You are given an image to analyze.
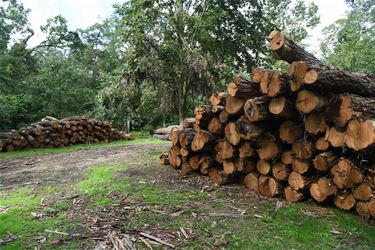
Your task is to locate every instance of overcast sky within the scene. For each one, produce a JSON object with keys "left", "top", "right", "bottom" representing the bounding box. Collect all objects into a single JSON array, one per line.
[{"left": 18, "top": 0, "right": 349, "bottom": 52}]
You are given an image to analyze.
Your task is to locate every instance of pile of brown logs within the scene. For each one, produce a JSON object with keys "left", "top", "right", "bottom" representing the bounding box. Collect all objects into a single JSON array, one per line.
[
  {"left": 153, "top": 125, "right": 180, "bottom": 140},
  {"left": 161, "top": 31, "right": 375, "bottom": 218},
  {"left": 0, "top": 116, "right": 133, "bottom": 152}
]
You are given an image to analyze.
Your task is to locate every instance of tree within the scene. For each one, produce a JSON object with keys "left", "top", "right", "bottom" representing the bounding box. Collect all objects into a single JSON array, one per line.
[
  {"left": 115, "top": 0, "right": 320, "bottom": 125},
  {"left": 320, "top": 0, "right": 375, "bottom": 74}
]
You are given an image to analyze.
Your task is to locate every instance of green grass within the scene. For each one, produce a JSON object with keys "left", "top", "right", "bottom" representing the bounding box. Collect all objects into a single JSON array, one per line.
[
  {"left": 0, "top": 130, "right": 167, "bottom": 160},
  {"left": 1, "top": 150, "right": 374, "bottom": 249}
]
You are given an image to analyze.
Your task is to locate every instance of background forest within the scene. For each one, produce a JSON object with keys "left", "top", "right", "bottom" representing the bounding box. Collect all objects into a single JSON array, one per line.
[{"left": 0, "top": 0, "right": 374, "bottom": 132}]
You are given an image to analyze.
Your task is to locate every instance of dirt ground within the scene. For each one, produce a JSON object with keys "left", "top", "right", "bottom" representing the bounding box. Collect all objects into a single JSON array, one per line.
[{"left": 0, "top": 144, "right": 170, "bottom": 190}]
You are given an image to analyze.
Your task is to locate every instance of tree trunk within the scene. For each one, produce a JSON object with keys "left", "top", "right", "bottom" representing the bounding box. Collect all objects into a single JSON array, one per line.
[{"left": 304, "top": 69, "right": 375, "bottom": 97}]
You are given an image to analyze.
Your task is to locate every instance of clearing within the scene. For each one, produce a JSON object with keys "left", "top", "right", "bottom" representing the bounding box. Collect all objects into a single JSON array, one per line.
[{"left": 0, "top": 138, "right": 374, "bottom": 249}]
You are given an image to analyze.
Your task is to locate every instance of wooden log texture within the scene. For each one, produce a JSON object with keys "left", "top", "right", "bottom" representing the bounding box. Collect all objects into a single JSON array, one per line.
[{"left": 304, "top": 69, "right": 375, "bottom": 97}]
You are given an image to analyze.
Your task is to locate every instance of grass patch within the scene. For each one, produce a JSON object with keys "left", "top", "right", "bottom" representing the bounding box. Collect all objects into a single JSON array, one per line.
[
  {"left": 1, "top": 149, "right": 374, "bottom": 249},
  {"left": 0, "top": 130, "right": 168, "bottom": 160},
  {"left": 0, "top": 188, "right": 69, "bottom": 249}
]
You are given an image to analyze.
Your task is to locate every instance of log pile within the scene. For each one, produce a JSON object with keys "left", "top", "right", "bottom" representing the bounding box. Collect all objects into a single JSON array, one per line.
[
  {"left": 152, "top": 125, "right": 180, "bottom": 140},
  {"left": 0, "top": 116, "right": 133, "bottom": 152},
  {"left": 161, "top": 31, "right": 375, "bottom": 218}
]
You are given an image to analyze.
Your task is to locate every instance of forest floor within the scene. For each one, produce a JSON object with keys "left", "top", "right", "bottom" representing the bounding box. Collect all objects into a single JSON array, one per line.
[{"left": 1, "top": 136, "right": 375, "bottom": 249}]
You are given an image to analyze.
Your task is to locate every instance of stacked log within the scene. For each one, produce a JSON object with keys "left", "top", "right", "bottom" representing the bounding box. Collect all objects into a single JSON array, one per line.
[
  {"left": 152, "top": 125, "right": 180, "bottom": 140},
  {"left": 161, "top": 31, "right": 375, "bottom": 218},
  {"left": 0, "top": 116, "right": 133, "bottom": 152}
]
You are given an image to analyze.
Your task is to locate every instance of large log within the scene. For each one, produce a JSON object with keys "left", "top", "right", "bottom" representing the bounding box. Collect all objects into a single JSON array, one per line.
[
  {"left": 244, "top": 96, "right": 272, "bottom": 122},
  {"left": 304, "top": 69, "right": 375, "bottom": 97},
  {"left": 296, "top": 90, "right": 329, "bottom": 114},
  {"left": 259, "top": 70, "right": 290, "bottom": 97},
  {"left": 235, "top": 116, "right": 263, "bottom": 140},
  {"left": 344, "top": 118, "right": 375, "bottom": 150},
  {"left": 326, "top": 94, "right": 375, "bottom": 127},
  {"left": 227, "top": 76, "right": 260, "bottom": 98},
  {"left": 226, "top": 95, "right": 245, "bottom": 116},
  {"left": 268, "top": 31, "right": 326, "bottom": 67},
  {"left": 268, "top": 96, "right": 299, "bottom": 119}
]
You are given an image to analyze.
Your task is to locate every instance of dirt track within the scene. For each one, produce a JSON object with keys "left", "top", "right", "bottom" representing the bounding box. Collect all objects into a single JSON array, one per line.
[{"left": 0, "top": 144, "right": 169, "bottom": 190}]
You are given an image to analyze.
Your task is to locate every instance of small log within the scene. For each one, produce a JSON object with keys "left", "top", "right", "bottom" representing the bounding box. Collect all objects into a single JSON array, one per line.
[
  {"left": 191, "top": 130, "right": 215, "bottom": 151},
  {"left": 244, "top": 96, "right": 272, "bottom": 122},
  {"left": 296, "top": 90, "right": 329, "bottom": 114},
  {"left": 272, "top": 162, "right": 291, "bottom": 181},
  {"left": 258, "top": 175, "right": 281, "bottom": 197},
  {"left": 292, "top": 158, "right": 310, "bottom": 174},
  {"left": 181, "top": 162, "right": 193, "bottom": 176},
  {"left": 214, "top": 139, "right": 236, "bottom": 160},
  {"left": 171, "top": 129, "right": 181, "bottom": 146},
  {"left": 227, "top": 76, "right": 260, "bottom": 98},
  {"left": 356, "top": 201, "right": 370, "bottom": 217},
  {"left": 288, "top": 171, "right": 312, "bottom": 191},
  {"left": 223, "top": 159, "right": 236, "bottom": 175},
  {"left": 153, "top": 134, "right": 170, "bottom": 140},
  {"left": 344, "top": 118, "right": 375, "bottom": 151},
  {"left": 281, "top": 150, "right": 293, "bottom": 165},
  {"left": 268, "top": 96, "right": 299, "bottom": 119},
  {"left": 179, "top": 129, "right": 195, "bottom": 148},
  {"left": 292, "top": 139, "right": 316, "bottom": 160},
  {"left": 287, "top": 61, "right": 309, "bottom": 92},
  {"left": 305, "top": 112, "right": 327, "bottom": 135},
  {"left": 235, "top": 158, "right": 256, "bottom": 173},
  {"left": 325, "top": 126, "right": 346, "bottom": 148},
  {"left": 199, "top": 156, "right": 213, "bottom": 175},
  {"left": 226, "top": 95, "right": 245, "bottom": 116},
  {"left": 256, "top": 133, "right": 282, "bottom": 160},
  {"left": 219, "top": 110, "right": 229, "bottom": 124},
  {"left": 183, "top": 118, "right": 196, "bottom": 129},
  {"left": 154, "top": 126, "right": 179, "bottom": 134},
  {"left": 212, "top": 105, "right": 224, "bottom": 113},
  {"left": 257, "top": 159, "right": 271, "bottom": 175},
  {"left": 180, "top": 147, "right": 190, "bottom": 157},
  {"left": 310, "top": 177, "right": 337, "bottom": 202},
  {"left": 285, "top": 186, "right": 304, "bottom": 202},
  {"left": 353, "top": 183, "right": 373, "bottom": 201},
  {"left": 331, "top": 158, "right": 363, "bottom": 189},
  {"left": 252, "top": 68, "right": 265, "bottom": 83},
  {"left": 209, "top": 92, "right": 228, "bottom": 107},
  {"left": 208, "top": 117, "right": 224, "bottom": 135},
  {"left": 189, "top": 156, "right": 201, "bottom": 170},
  {"left": 235, "top": 116, "right": 263, "bottom": 140},
  {"left": 315, "top": 138, "right": 330, "bottom": 151},
  {"left": 208, "top": 168, "right": 232, "bottom": 185},
  {"left": 238, "top": 141, "right": 255, "bottom": 158},
  {"left": 260, "top": 70, "right": 290, "bottom": 97},
  {"left": 279, "top": 120, "right": 303, "bottom": 144},
  {"left": 224, "top": 122, "right": 241, "bottom": 145},
  {"left": 159, "top": 153, "right": 170, "bottom": 165},
  {"left": 313, "top": 151, "right": 338, "bottom": 172},
  {"left": 171, "top": 144, "right": 181, "bottom": 156},
  {"left": 244, "top": 172, "right": 260, "bottom": 192},
  {"left": 334, "top": 192, "right": 356, "bottom": 210},
  {"left": 168, "top": 151, "right": 181, "bottom": 168}
]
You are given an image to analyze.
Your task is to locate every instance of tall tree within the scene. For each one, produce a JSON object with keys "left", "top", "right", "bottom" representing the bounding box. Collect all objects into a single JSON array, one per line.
[
  {"left": 320, "top": 0, "right": 375, "bottom": 74},
  {"left": 115, "top": 0, "right": 319, "bottom": 125}
]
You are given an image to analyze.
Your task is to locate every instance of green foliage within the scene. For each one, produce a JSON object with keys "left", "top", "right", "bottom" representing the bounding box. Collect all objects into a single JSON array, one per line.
[
  {"left": 0, "top": 0, "right": 319, "bottom": 131},
  {"left": 321, "top": 0, "right": 375, "bottom": 74}
]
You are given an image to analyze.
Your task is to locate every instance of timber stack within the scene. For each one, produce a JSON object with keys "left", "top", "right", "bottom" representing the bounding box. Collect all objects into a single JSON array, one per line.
[
  {"left": 161, "top": 31, "right": 375, "bottom": 218},
  {"left": 0, "top": 116, "right": 133, "bottom": 152},
  {"left": 153, "top": 125, "right": 180, "bottom": 140}
]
